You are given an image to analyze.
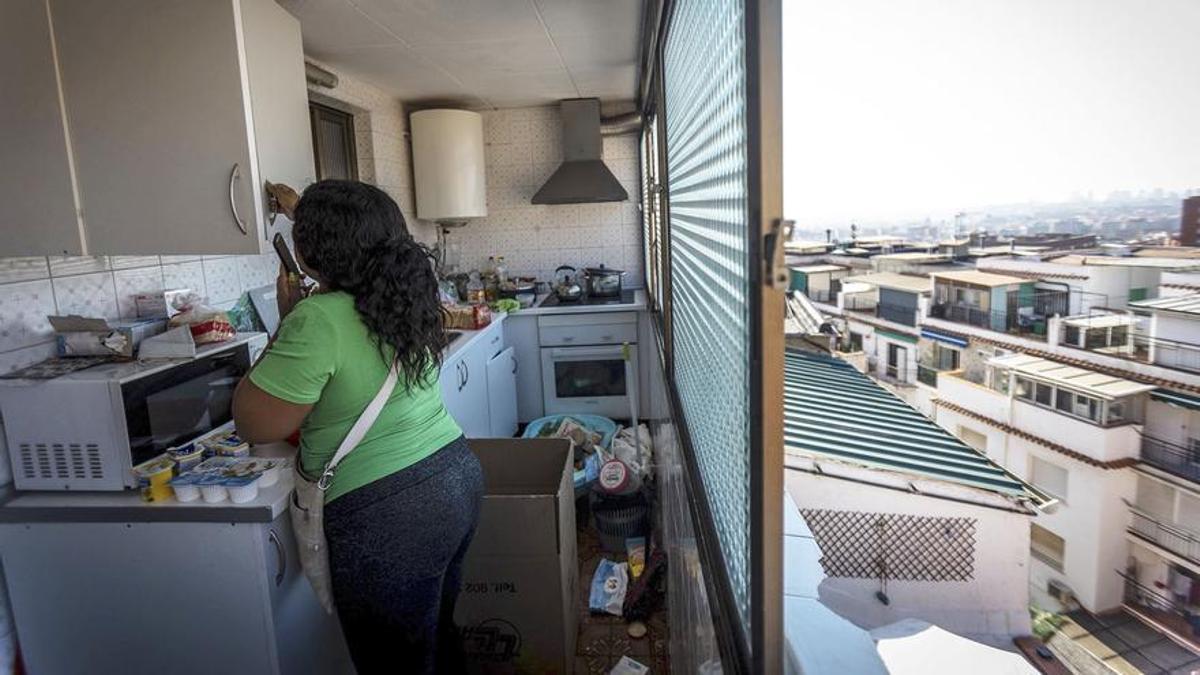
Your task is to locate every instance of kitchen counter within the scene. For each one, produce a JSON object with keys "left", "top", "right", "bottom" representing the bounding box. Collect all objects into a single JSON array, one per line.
[
  {"left": 444, "top": 311, "right": 506, "bottom": 362},
  {"left": 0, "top": 441, "right": 296, "bottom": 524},
  {"left": 511, "top": 288, "right": 648, "bottom": 316}
]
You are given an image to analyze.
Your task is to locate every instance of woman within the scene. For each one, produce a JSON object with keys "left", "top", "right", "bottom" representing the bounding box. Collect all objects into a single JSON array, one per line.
[{"left": 233, "top": 180, "right": 482, "bottom": 674}]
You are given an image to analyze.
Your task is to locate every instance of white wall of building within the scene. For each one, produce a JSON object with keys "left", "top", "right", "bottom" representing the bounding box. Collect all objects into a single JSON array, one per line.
[
  {"left": 785, "top": 469, "right": 1033, "bottom": 643},
  {"left": 932, "top": 405, "right": 1137, "bottom": 613},
  {"left": 1144, "top": 399, "right": 1200, "bottom": 448}
]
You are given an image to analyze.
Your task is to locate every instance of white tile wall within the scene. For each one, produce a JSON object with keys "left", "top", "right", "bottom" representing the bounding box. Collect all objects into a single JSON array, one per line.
[
  {"left": 0, "top": 253, "right": 278, "bottom": 375},
  {"left": 445, "top": 106, "right": 644, "bottom": 286}
]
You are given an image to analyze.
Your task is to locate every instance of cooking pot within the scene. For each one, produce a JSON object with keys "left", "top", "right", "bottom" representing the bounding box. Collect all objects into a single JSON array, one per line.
[
  {"left": 554, "top": 266, "right": 583, "bottom": 302},
  {"left": 583, "top": 265, "right": 625, "bottom": 298}
]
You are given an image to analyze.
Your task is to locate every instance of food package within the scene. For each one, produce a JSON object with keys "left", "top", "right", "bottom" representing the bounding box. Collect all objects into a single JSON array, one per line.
[
  {"left": 626, "top": 537, "right": 646, "bottom": 579},
  {"left": 444, "top": 304, "right": 493, "bottom": 330},
  {"left": 169, "top": 303, "right": 236, "bottom": 344},
  {"left": 132, "top": 454, "right": 176, "bottom": 502},
  {"left": 555, "top": 417, "right": 603, "bottom": 454},
  {"left": 49, "top": 316, "right": 165, "bottom": 358},
  {"left": 588, "top": 558, "right": 629, "bottom": 617},
  {"left": 609, "top": 657, "right": 650, "bottom": 675}
]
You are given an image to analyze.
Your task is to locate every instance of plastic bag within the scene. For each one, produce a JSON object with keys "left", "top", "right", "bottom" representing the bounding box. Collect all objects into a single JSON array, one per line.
[
  {"left": 611, "top": 424, "right": 652, "bottom": 479},
  {"left": 169, "top": 303, "right": 236, "bottom": 344},
  {"left": 588, "top": 558, "right": 628, "bottom": 617}
]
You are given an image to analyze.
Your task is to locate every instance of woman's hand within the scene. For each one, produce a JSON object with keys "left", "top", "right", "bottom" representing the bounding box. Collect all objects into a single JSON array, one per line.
[{"left": 276, "top": 263, "right": 307, "bottom": 320}]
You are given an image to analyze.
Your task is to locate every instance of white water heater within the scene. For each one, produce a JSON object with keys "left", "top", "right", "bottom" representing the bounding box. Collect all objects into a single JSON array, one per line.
[{"left": 410, "top": 109, "right": 487, "bottom": 222}]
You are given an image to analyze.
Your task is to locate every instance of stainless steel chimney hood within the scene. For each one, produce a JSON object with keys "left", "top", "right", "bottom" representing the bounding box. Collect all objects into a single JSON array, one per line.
[{"left": 531, "top": 99, "right": 628, "bottom": 204}]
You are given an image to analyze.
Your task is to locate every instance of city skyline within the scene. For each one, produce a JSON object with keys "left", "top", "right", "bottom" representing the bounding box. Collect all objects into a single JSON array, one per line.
[{"left": 781, "top": 0, "right": 1200, "bottom": 227}]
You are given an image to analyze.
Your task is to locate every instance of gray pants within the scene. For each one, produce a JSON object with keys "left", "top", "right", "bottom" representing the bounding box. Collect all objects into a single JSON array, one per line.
[{"left": 324, "top": 436, "right": 483, "bottom": 674}]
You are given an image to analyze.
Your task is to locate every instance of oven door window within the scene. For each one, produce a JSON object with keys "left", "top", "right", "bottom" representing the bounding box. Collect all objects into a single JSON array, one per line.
[
  {"left": 122, "top": 350, "right": 249, "bottom": 465},
  {"left": 554, "top": 359, "right": 627, "bottom": 398}
]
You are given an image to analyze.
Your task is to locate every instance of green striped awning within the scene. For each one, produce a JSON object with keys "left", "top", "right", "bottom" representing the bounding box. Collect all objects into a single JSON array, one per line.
[
  {"left": 1151, "top": 388, "right": 1200, "bottom": 411},
  {"left": 784, "top": 349, "right": 1035, "bottom": 499}
]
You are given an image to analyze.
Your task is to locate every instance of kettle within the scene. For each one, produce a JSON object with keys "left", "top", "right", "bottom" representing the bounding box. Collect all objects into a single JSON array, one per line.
[{"left": 554, "top": 265, "right": 583, "bottom": 302}]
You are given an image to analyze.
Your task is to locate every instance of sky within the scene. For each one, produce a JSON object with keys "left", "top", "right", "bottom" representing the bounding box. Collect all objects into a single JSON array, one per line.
[{"left": 781, "top": 0, "right": 1200, "bottom": 228}]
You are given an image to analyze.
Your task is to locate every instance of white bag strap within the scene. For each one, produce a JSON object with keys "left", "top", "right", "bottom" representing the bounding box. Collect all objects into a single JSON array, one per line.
[{"left": 317, "top": 361, "right": 399, "bottom": 491}]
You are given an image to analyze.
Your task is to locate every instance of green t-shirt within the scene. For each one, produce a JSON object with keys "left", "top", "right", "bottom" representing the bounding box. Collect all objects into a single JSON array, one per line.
[{"left": 248, "top": 291, "right": 462, "bottom": 502}]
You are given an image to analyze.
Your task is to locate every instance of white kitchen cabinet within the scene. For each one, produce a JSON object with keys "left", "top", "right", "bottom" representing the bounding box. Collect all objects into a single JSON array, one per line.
[
  {"left": 505, "top": 314, "right": 545, "bottom": 423},
  {"left": 45, "top": 0, "right": 314, "bottom": 255},
  {"left": 441, "top": 336, "right": 493, "bottom": 439},
  {"left": 0, "top": 510, "right": 352, "bottom": 674},
  {"left": 0, "top": 0, "right": 84, "bottom": 255},
  {"left": 486, "top": 346, "right": 519, "bottom": 437}
]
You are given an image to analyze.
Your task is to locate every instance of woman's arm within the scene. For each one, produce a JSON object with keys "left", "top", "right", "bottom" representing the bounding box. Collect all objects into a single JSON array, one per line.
[
  {"left": 232, "top": 265, "right": 322, "bottom": 444},
  {"left": 232, "top": 378, "right": 312, "bottom": 445}
]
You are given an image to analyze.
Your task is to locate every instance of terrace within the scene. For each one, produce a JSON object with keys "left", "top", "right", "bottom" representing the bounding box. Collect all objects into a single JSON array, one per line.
[{"left": 929, "top": 270, "right": 1065, "bottom": 338}]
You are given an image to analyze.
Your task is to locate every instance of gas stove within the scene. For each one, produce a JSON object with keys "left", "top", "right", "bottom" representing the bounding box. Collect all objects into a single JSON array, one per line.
[{"left": 538, "top": 289, "right": 636, "bottom": 308}]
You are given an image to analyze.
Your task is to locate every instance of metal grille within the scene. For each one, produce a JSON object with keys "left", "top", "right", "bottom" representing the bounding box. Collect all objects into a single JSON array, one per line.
[
  {"left": 19, "top": 443, "right": 104, "bottom": 480},
  {"left": 801, "top": 509, "right": 977, "bottom": 581},
  {"left": 663, "top": 0, "right": 752, "bottom": 626}
]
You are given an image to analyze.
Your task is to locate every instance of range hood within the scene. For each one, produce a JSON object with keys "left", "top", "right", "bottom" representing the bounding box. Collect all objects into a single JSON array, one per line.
[{"left": 531, "top": 99, "right": 628, "bottom": 204}]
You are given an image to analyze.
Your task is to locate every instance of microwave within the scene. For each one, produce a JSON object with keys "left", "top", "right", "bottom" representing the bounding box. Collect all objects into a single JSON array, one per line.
[{"left": 0, "top": 333, "right": 267, "bottom": 491}]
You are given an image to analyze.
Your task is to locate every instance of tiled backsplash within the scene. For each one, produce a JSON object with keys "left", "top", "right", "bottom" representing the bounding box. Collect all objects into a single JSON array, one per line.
[
  {"left": 0, "top": 253, "right": 278, "bottom": 375},
  {"left": 444, "top": 106, "right": 645, "bottom": 285}
]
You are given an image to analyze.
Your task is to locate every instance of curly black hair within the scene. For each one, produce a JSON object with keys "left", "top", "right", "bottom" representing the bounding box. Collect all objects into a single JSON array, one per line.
[{"left": 291, "top": 180, "right": 447, "bottom": 389}]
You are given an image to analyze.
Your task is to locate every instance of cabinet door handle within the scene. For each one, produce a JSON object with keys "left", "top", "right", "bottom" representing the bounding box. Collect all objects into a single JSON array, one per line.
[
  {"left": 511, "top": 356, "right": 518, "bottom": 375},
  {"left": 562, "top": 336, "right": 575, "bottom": 343},
  {"left": 462, "top": 361, "right": 470, "bottom": 387},
  {"left": 601, "top": 335, "right": 614, "bottom": 341},
  {"left": 457, "top": 362, "right": 465, "bottom": 391},
  {"left": 268, "top": 529, "right": 286, "bottom": 587},
  {"left": 229, "top": 163, "right": 249, "bottom": 235}
]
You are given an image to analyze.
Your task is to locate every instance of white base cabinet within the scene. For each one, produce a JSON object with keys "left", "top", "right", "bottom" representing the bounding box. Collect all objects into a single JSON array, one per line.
[
  {"left": 486, "top": 346, "right": 519, "bottom": 437},
  {"left": 505, "top": 314, "right": 545, "bottom": 423},
  {"left": 0, "top": 511, "right": 352, "bottom": 675}
]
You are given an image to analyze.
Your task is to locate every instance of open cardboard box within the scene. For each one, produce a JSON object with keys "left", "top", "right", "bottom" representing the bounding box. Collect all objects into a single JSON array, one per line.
[{"left": 459, "top": 438, "right": 578, "bottom": 674}]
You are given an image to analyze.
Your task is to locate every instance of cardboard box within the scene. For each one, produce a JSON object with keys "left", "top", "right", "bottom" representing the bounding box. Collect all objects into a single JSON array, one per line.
[{"left": 459, "top": 438, "right": 578, "bottom": 674}]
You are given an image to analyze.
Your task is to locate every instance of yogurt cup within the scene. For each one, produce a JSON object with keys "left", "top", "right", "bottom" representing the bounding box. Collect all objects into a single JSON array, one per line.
[
  {"left": 132, "top": 454, "right": 176, "bottom": 503},
  {"left": 224, "top": 474, "right": 260, "bottom": 504},
  {"left": 196, "top": 473, "right": 228, "bottom": 503},
  {"left": 169, "top": 472, "right": 202, "bottom": 503},
  {"left": 168, "top": 443, "right": 204, "bottom": 473}
]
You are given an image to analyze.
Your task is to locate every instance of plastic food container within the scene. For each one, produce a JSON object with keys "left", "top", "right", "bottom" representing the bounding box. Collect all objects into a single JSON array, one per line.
[
  {"left": 229, "top": 458, "right": 279, "bottom": 487},
  {"left": 169, "top": 472, "right": 202, "bottom": 503},
  {"left": 132, "top": 454, "right": 176, "bottom": 502},
  {"left": 224, "top": 474, "right": 260, "bottom": 504},
  {"left": 213, "top": 434, "right": 250, "bottom": 458},
  {"left": 168, "top": 443, "right": 205, "bottom": 473},
  {"left": 197, "top": 473, "right": 228, "bottom": 503}
]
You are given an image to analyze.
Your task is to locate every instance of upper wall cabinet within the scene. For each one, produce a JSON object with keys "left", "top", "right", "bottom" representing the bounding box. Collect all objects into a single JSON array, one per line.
[
  {"left": 0, "top": 1, "right": 85, "bottom": 256},
  {"left": 0, "top": 0, "right": 315, "bottom": 257}
]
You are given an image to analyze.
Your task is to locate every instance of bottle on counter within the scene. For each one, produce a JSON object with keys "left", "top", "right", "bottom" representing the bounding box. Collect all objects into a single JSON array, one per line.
[
  {"left": 495, "top": 256, "right": 509, "bottom": 285},
  {"left": 466, "top": 271, "right": 486, "bottom": 305}
]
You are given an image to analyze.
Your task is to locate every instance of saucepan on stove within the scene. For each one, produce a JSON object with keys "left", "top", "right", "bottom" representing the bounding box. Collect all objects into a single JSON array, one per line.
[{"left": 583, "top": 265, "right": 625, "bottom": 298}]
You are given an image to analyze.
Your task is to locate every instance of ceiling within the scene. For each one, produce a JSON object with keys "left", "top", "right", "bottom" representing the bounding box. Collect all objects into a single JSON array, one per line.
[{"left": 279, "top": 0, "right": 644, "bottom": 109}]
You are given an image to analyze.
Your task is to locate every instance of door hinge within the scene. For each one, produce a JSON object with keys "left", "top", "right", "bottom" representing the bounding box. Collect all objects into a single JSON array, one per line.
[{"left": 765, "top": 219, "right": 794, "bottom": 290}]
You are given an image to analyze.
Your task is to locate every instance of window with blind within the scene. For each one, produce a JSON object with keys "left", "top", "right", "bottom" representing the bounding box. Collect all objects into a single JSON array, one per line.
[
  {"left": 309, "top": 102, "right": 358, "bottom": 181},
  {"left": 663, "top": 0, "right": 753, "bottom": 634}
]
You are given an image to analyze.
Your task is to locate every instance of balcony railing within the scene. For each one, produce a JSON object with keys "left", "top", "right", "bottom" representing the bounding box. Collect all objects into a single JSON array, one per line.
[
  {"left": 1119, "top": 570, "right": 1188, "bottom": 618},
  {"left": 1141, "top": 435, "right": 1200, "bottom": 483},
  {"left": 1063, "top": 333, "right": 1200, "bottom": 375},
  {"left": 929, "top": 302, "right": 1048, "bottom": 338},
  {"left": 917, "top": 364, "right": 938, "bottom": 387},
  {"left": 1128, "top": 509, "right": 1200, "bottom": 565},
  {"left": 803, "top": 288, "right": 835, "bottom": 304},
  {"left": 842, "top": 295, "right": 877, "bottom": 312},
  {"left": 877, "top": 302, "right": 918, "bottom": 327}
]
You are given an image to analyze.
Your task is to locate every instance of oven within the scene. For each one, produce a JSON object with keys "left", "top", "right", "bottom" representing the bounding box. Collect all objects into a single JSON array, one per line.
[{"left": 538, "top": 312, "right": 638, "bottom": 420}]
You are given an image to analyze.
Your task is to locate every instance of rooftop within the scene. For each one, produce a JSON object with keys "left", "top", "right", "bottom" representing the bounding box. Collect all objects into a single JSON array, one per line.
[
  {"left": 1061, "top": 313, "right": 1138, "bottom": 329},
  {"left": 783, "top": 350, "right": 1034, "bottom": 499},
  {"left": 1053, "top": 254, "right": 1200, "bottom": 270},
  {"left": 789, "top": 264, "right": 846, "bottom": 274},
  {"left": 988, "top": 353, "right": 1157, "bottom": 399},
  {"left": 931, "top": 269, "right": 1027, "bottom": 288},
  {"left": 842, "top": 272, "right": 931, "bottom": 294},
  {"left": 1128, "top": 293, "right": 1200, "bottom": 317}
]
